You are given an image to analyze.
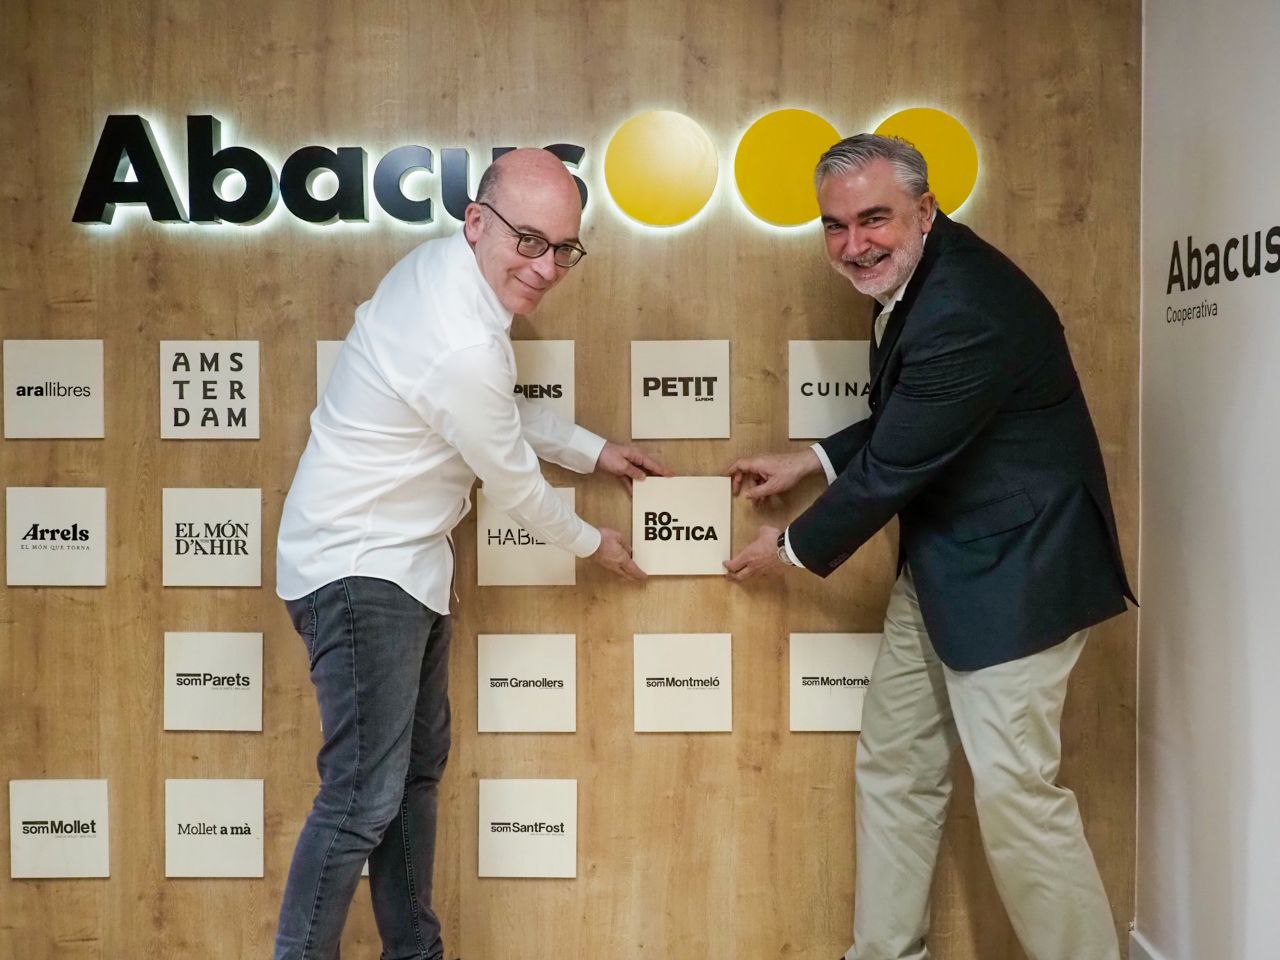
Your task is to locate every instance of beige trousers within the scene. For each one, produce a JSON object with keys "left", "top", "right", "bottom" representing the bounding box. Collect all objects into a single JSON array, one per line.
[{"left": 845, "top": 569, "right": 1119, "bottom": 960}]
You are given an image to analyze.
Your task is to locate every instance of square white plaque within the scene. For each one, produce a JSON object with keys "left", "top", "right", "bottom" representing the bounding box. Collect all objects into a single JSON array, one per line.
[
  {"left": 9, "top": 779, "right": 110, "bottom": 879},
  {"left": 6, "top": 487, "right": 107, "bottom": 586},
  {"left": 512, "top": 339, "right": 575, "bottom": 421},
  {"left": 478, "top": 778, "right": 577, "bottom": 878},
  {"left": 160, "top": 340, "right": 259, "bottom": 439},
  {"left": 632, "top": 476, "right": 731, "bottom": 576},
  {"left": 165, "top": 779, "right": 264, "bottom": 878},
  {"left": 789, "top": 632, "right": 882, "bottom": 731},
  {"left": 633, "top": 633, "right": 733, "bottom": 732},
  {"left": 631, "top": 339, "right": 730, "bottom": 439},
  {"left": 788, "top": 340, "right": 872, "bottom": 439},
  {"left": 476, "top": 488, "right": 576, "bottom": 586},
  {"left": 477, "top": 634, "right": 576, "bottom": 733},
  {"left": 3, "top": 339, "right": 105, "bottom": 438},
  {"left": 164, "top": 632, "right": 264, "bottom": 732},
  {"left": 162, "top": 488, "right": 262, "bottom": 587}
]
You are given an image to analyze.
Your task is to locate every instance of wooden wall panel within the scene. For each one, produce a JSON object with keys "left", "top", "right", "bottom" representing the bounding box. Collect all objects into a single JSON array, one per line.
[{"left": 0, "top": 0, "right": 1140, "bottom": 957}]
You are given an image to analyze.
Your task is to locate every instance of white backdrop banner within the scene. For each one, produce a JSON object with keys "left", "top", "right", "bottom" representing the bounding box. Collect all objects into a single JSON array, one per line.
[{"left": 1139, "top": 2, "right": 1280, "bottom": 957}]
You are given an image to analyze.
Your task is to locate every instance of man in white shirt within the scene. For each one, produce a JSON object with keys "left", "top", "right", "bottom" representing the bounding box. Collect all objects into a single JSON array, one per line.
[{"left": 273, "top": 148, "right": 667, "bottom": 960}]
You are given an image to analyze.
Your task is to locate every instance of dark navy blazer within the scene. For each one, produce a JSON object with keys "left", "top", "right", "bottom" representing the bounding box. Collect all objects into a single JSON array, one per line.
[{"left": 788, "top": 212, "right": 1134, "bottom": 670}]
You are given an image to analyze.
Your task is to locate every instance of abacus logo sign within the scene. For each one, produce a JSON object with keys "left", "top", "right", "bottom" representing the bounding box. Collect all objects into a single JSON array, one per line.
[
  {"left": 6, "top": 487, "right": 107, "bottom": 587},
  {"left": 160, "top": 341, "right": 260, "bottom": 439},
  {"left": 162, "top": 488, "right": 262, "bottom": 587},
  {"left": 631, "top": 340, "right": 730, "bottom": 440},
  {"left": 9, "top": 779, "right": 111, "bottom": 879},
  {"left": 165, "top": 632, "right": 263, "bottom": 731},
  {"left": 74, "top": 107, "right": 978, "bottom": 230},
  {"left": 1165, "top": 227, "right": 1280, "bottom": 293},
  {"left": 3, "top": 340, "right": 105, "bottom": 439},
  {"left": 74, "top": 114, "right": 587, "bottom": 226},
  {"left": 475, "top": 489, "right": 576, "bottom": 587},
  {"left": 1162, "top": 225, "right": 1280, "bottom": 326},
  {"left": 631, "top": 476, "right": 731, "bottom": 577}
]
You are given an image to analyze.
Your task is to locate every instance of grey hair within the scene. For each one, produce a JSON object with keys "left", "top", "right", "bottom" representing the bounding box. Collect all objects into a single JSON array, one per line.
[
  {"left": 475, "top": 161, "right": 503, "bottom": 204},
  {"left": 815, "top": 134, "right": 930, "bottom": 197}
]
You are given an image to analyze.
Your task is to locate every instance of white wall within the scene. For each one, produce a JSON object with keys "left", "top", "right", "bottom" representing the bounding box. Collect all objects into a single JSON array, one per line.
[{"left": 1138, "top": 2, "right": 1280, "bottom": 958}]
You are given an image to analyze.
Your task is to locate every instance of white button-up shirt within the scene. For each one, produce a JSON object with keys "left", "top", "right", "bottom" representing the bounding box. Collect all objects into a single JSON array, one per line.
[{"left": 277, "top": 230, "right": 605, "bottom": 614}]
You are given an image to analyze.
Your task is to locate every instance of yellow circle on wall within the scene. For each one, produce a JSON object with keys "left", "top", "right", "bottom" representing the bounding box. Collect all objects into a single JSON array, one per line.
[
  {"left": 874, "top": 108, "right": 978, "bottom": 215},
  {"left": 734, "top": 109, "right": 841, "bottom": 226},
  {"left": 603, "top": 111, "right": 719, "bottom": 227}
]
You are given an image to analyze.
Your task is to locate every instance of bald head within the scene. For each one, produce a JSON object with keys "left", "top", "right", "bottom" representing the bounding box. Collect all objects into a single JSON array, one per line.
[
  {"left": 476, "top": 148, "right": 582, "bottom": 210},
  {"left": 464, "top": 148, "right": 586, "bottom": 315}
]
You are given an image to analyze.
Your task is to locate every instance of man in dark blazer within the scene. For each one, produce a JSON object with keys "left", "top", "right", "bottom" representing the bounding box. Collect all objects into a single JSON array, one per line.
[{"left": 725, "top": 134, "right": 1133, "bottom": 960}]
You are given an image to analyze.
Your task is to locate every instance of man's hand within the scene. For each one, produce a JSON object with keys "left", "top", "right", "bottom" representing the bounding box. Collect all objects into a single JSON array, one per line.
[
  {"left": 724, "top": 524, "right": 786, "bottom": 582},
  {"left": 589, "top": 527, "right": 647, "bottom": 581},
  {"left": 724, "top": 448, "right": 821, "bottom": 501},
  {"left": 597, "top": 441, "right": 674, "bottom": 495}
]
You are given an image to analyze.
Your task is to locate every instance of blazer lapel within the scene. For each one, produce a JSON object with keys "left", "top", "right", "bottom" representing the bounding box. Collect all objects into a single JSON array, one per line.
[{"left": 866, "top": 212, "right": 952, "bottom": 401}]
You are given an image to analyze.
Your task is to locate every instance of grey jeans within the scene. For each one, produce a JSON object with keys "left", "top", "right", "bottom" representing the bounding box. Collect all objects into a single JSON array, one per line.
[{"left": 274, "top": 576, "right": 452, "bottom": 960}]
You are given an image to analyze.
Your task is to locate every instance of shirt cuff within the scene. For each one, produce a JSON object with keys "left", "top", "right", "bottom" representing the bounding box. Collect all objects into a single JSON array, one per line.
[
  {"left": 565, "top": 426, "right": 608, "bottom": 474},
  {"left": 783, "top": 527, "right": 806, "bottom": 570},
  {"left": 568, "top": 521, "right": 603, "bottom": 559},
  {"left": 811, "top": 443, "right": 837, "bottom": 485}
]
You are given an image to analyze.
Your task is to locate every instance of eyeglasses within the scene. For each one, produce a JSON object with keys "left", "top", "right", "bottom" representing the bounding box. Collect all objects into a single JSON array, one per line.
[{"left": 478, "top": 202, "right": 587, "bottom": 268}]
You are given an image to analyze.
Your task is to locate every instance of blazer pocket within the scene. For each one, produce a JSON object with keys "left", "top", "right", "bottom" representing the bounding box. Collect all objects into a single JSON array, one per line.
[{"left": 948, "top": 490, "right": 1036, "bottom": 542}]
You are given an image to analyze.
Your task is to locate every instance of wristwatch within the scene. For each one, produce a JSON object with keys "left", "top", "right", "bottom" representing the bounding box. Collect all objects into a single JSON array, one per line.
[{"left": 776, "top": 530, "right": 795, "bottom": 566}]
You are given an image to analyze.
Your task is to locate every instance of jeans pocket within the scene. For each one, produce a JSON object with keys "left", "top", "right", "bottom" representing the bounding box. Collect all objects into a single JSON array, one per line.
[{"left": 285, "top": 594, "right": 318, "bottom": 663}]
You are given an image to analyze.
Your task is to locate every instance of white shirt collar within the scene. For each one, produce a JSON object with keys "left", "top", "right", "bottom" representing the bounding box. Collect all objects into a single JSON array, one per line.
[{"left": 449, "top": 228, "right": 515, "bottom": 330}]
